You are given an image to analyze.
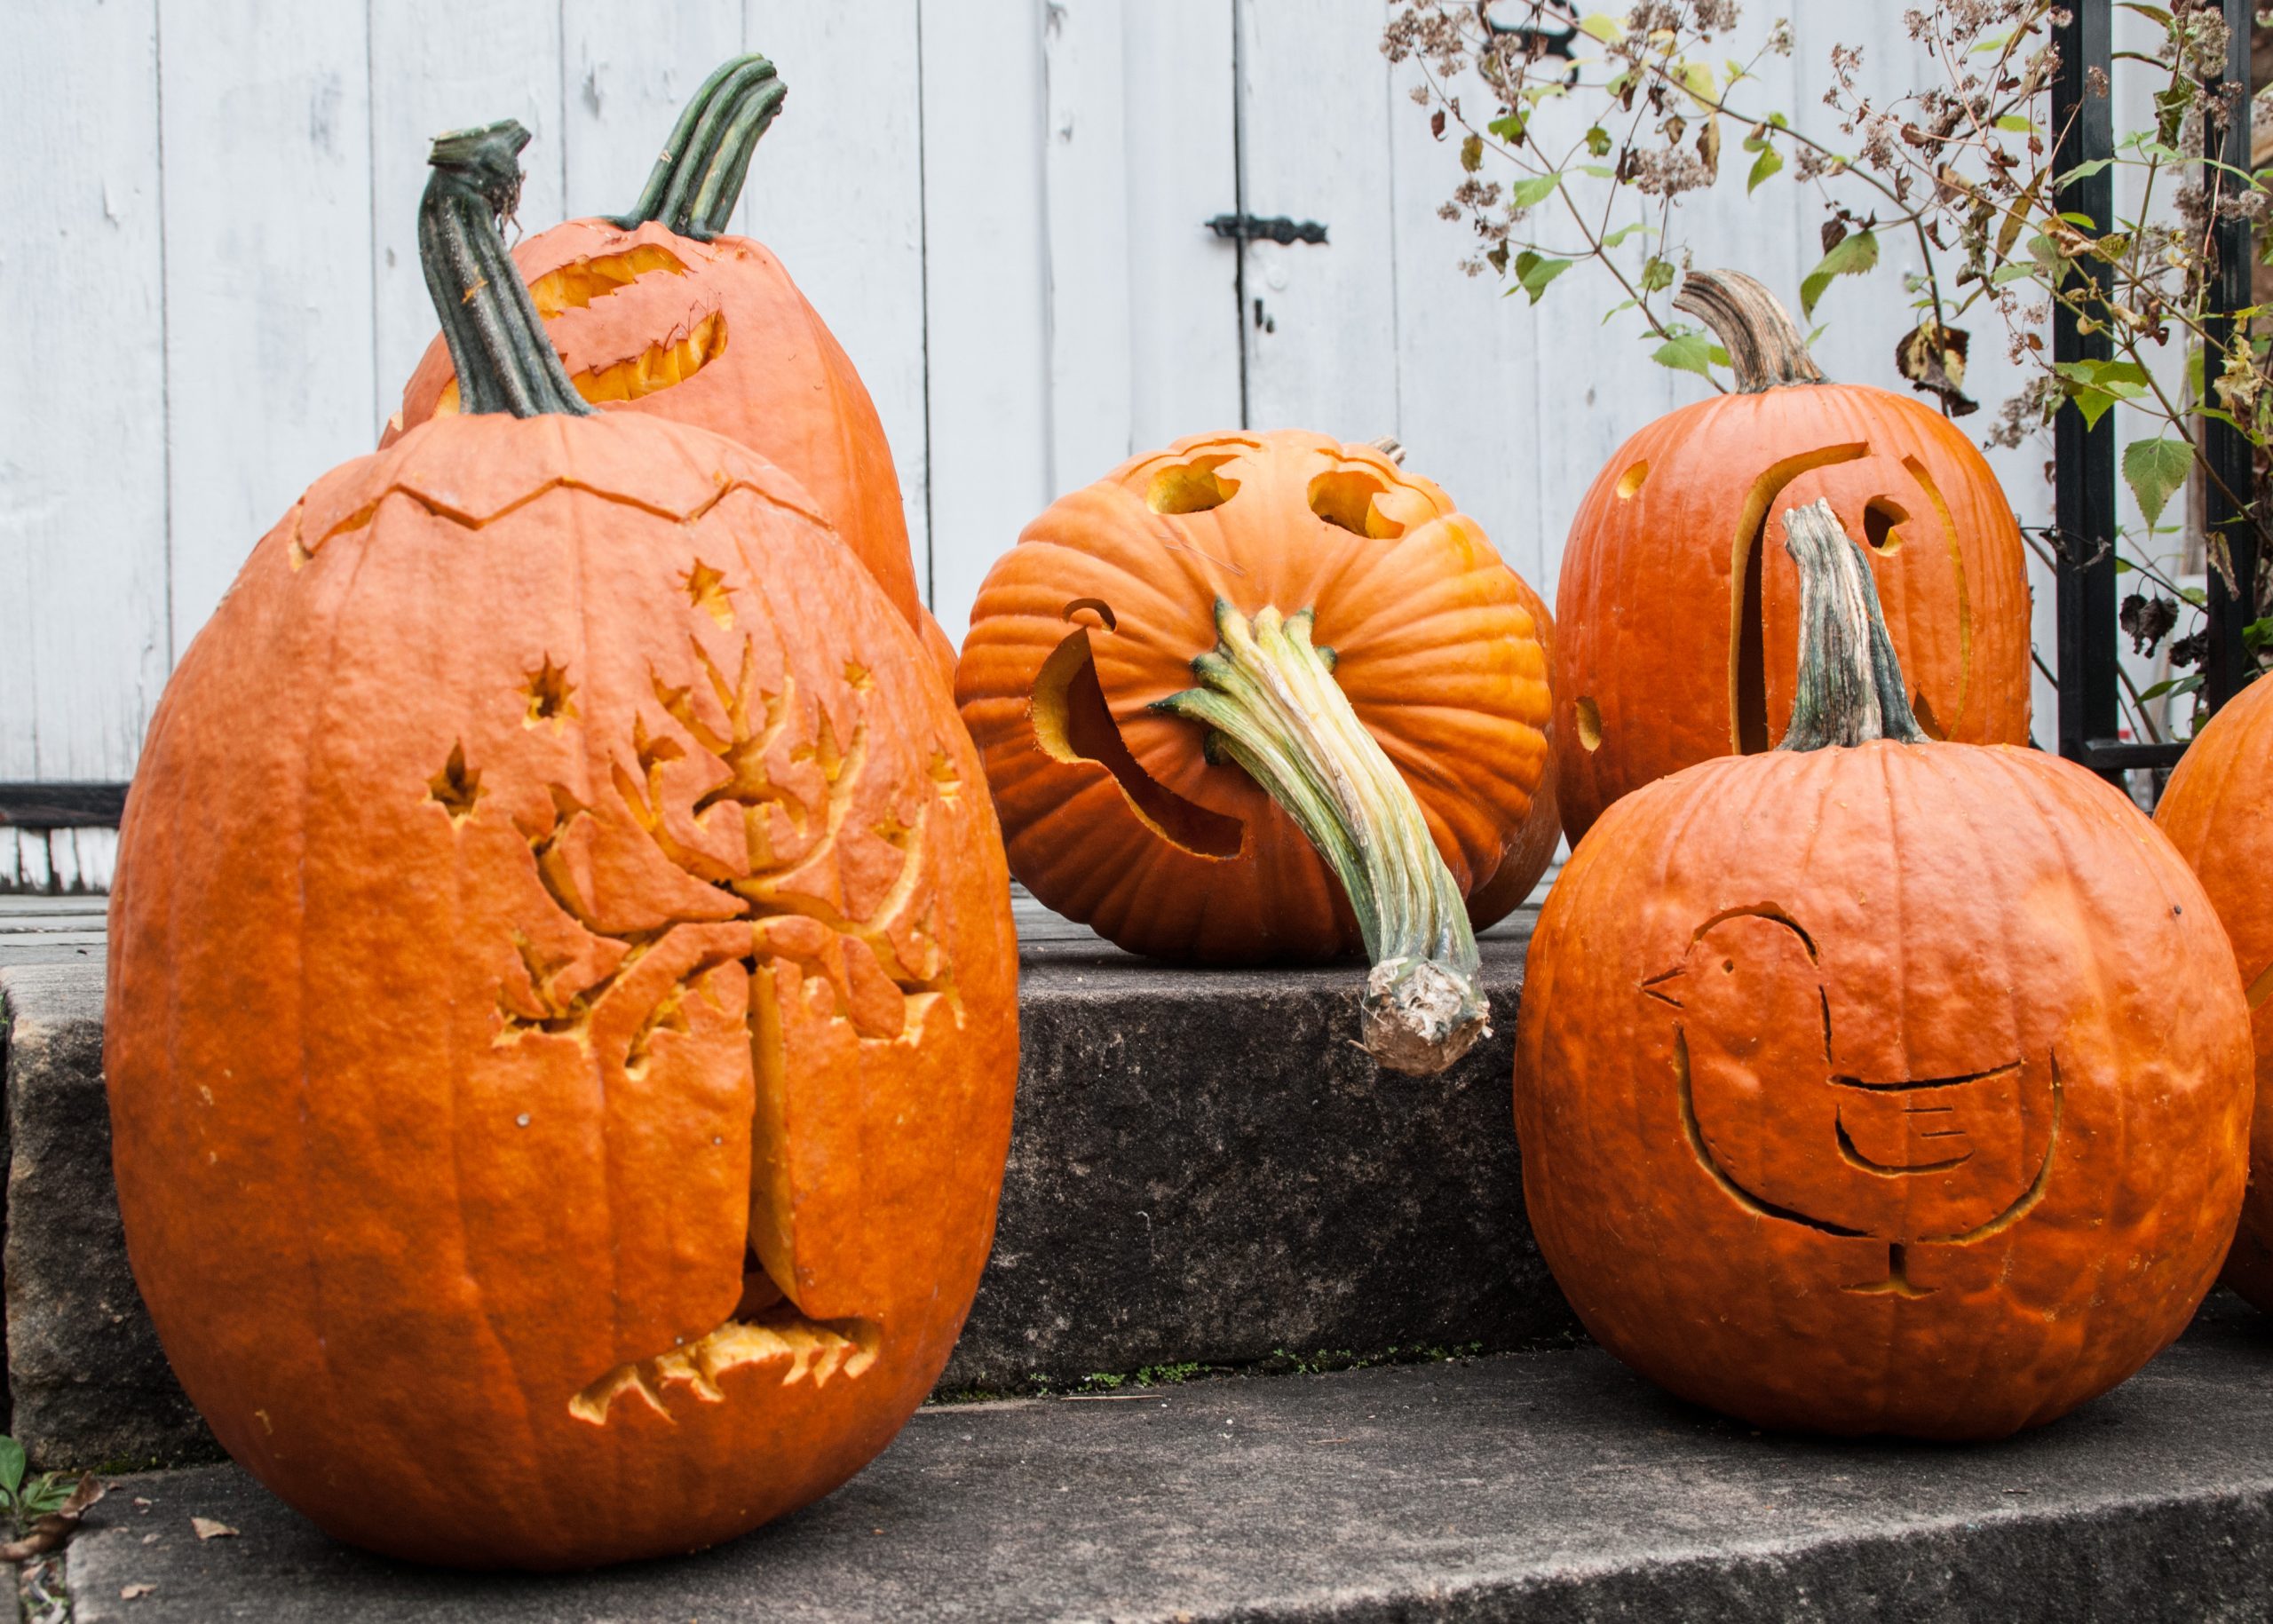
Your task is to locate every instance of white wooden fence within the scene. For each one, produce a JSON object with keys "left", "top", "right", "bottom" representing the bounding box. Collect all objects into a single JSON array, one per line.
[{"left": 7, "top": 1, "right": 2137, "bottom": 891}]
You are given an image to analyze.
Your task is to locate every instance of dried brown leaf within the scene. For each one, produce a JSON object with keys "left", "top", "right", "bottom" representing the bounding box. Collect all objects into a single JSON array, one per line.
[
  {"left": 0, "top": 1477, "right": 106, "bottom": 1562},
  {"left": 1894, "top": 318, "right": 1977, "bottom": 416},
  {"left": 191, "top": 1517, "right": 239, "bottom": 1541}
]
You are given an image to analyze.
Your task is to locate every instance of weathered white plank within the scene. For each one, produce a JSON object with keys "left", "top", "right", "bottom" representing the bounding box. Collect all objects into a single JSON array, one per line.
[
  {"left": 1383, "top": 51, "right": 1546, "bottom": 587},
  {"left": 0, "top": 1, "right": 170, "bottom": 784},
  {"left": 1041, "top": 0, "right": 1135, "bottom": 489},
  {"left": 742, "top": 0, "right": 933, "bottom": 602},
  {"left": 368, "top": 0, "right": 568, "bottom": 436},
  {"left": 920, "top": 0, "right": 1053, "bottom": 641},
  {"left": 560, "top": 2, "right": 745, "bottom": 219},
  {"left": 1234, "top": 0, "right": 1398, "bottom": 440},
  {"left": 158, "top": 1, "right": 376, "bottom": 649},
  {"left": 1122, "top": 0, "right": 1242, "bottom": 449}
]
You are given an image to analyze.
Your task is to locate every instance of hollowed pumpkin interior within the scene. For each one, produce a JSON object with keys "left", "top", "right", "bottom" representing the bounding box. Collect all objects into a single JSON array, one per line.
[{"left": 1032, "top": 625, "right": 1242, "bottom": 858}]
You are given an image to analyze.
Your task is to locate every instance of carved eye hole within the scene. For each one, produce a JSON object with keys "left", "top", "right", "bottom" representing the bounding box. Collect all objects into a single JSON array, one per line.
[
  {"left": 1148, "top": 457, "right": 1239, "bottom": 514},
  {"left": 1063, "top": 598, "right": 1117, "bottom": 631},
  {"left": 1575, "top": 696, "right": 1604, "bottom": 752},
  {"left": 1308, "top": 471, "right": 1406, "bottom": 539},
  {"left": 1616, "top": 460, "right": 1651, "bottom": 499},
  {"left": 1863, "top": 496, "right": 1910, "bottom": 552},
  {"left": 1723, "top": 960, "right": 1736, "bottom": 975}
]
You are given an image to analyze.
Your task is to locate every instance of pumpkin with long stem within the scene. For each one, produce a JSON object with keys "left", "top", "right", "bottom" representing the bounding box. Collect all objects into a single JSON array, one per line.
[
  {"left": 1517, "top": 498, "right": 2250, "bottom": 1438},
  {"left": 1553, "top": 268, "right": 2031, "bottom": 842},
  {"left": 106, "top": 122, "right": 1018, "bottom": 1570},
  {"left": 956, "top": 430, "right": 1552, "bottom": 1074},
  {"left": 2153, "top": 674, "right": 2273, "bottom": 1308},
  {"left": 387, "top": 55, "right": 941, "bottom": 667}
]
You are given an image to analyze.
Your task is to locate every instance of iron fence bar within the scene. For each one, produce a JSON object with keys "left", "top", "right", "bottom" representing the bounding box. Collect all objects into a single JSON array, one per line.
[
  {"left": 2203, "top": 0, "right": 2260, "bottom": 709},
  {"left": 2053, "top": 0, "right": 2120, "bottom": 781}
]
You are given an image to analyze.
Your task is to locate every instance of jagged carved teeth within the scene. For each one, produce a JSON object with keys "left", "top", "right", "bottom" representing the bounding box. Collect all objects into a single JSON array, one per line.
[{"left": 568, "top": 1310, "right": 881, "bottom": 1426}]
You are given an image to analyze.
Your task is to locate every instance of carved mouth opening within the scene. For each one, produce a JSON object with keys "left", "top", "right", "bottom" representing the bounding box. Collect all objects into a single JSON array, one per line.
[
  {"left": 568, "top": 1303, "right": 881, "bottom": 1426},
  {"left": 1032, "top": 623, "right": 1243, "bottom": 859},
  {"left": 434, "top": 244, "right": 726, "bottom": 416}
]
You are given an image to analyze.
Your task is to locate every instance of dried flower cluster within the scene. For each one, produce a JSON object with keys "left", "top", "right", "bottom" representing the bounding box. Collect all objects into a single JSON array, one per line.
[{"left": 1386, "top": 0, "right": 2272, "bottom": 735}]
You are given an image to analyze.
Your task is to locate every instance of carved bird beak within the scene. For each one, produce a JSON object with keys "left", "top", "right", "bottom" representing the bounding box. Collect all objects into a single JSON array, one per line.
[{"left": 1641, "top": 966, "right": 1685, "bottom": 1008}]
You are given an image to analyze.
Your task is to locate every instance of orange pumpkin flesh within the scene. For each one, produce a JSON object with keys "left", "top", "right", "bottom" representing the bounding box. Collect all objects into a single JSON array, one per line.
[
  {"left": 104, "top": 123, "right": 1017, "bottom": 1570},
  {"left": 1554, "top": 270, "right": 2031, "bottom": 842},
  {"left": 385, "top": 56, "right": 926, "bottom": 637},
  {"left": 956, "top": 430, "right": 1551, "bottom": 1069},
  {"left": 1517, "top": 500, "right": 2251, "bottom": 1438},
  {"left": 2155, "top": 674, "right": 2273, "bottom": 1307}
]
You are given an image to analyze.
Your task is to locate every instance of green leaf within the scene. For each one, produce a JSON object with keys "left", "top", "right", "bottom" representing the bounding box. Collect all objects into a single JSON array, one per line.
[
  {"left": 1994, "top": 114, "right": 2032, "bottom": 132},
  {"left": 1639, "top": 255, "right": 1676, "bottom": 293},
  {"left": 1600, "top": 297, "right": 1638, "bottom": 322},
  {"left": 1599, "top": 221, "right": 1652, "bottom": 248},
  {"left": 2117, "top": 3, "right": 2174, "bottom": 23},
  {"left": 2122, "top": 436, "right": 2194, "bottom": 526},
  {"left": 1487, "top": 112, "right": 1526, "bottom": 144},
  {"left": 1652, "top": 330, "right": 1717, "bottom": 379},
  {"left": 1578, "top": 12, "right": 1623, "bottom": 43},
  {"left": 1747, "top": 145, "right": 1784, "bottom": 194},
  {"left": 2138, "top": 673, "right": 2203, "bottom": 702},
  {"left": 1516, "top": 253, "right": 1572, "bottom": 304},
  {"left": 1574, "top": 163, "right": 1618, "bottom": 178},
  {"left": 2243, "top": 615, "right": 2272, "bottom": 654},
  {"left": 1509, "top": 173, "right": 1561, "bottom": 209},
  {"left": 1584, "top": 124, "right": 1612, "bottom": 157},
  {"left": 0, "top": 1438, "right": 22, "bottom": 1497},
  {"left": 1800, "top": 228, "right": 1880, "bottom": 317},
  {"left": 22, "top": 1475, "right": 72, "bottom": 1515},
  {"left": 1990, "top": 262, "right": 2038, "bottom": 286},
  {"left": 1460, "top": 133, "right": 1485, "bottom": 173}
]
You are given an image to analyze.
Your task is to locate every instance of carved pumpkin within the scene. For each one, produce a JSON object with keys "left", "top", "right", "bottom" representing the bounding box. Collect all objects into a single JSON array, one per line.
[
  {"left": 957, "top": 430, "right": 1551, "bottom": 1073},
  {"left": 1516, "top": 500, "right": 2251, "bottom": 1438},
  {"left": 387, "top": 56, "right": 937, "bottom": 659},
  {"left": 1554, "top": 270, "right": 2031, "bottom": 842},
  {"left": 2154, "top": 674, "right": 2273, "bottom": 1307},
  {"left": 106, "top": 124, "right": 1018, "bottom": 1570}
]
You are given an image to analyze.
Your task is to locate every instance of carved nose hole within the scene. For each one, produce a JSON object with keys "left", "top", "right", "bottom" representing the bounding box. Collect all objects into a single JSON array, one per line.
[
  {"left": 1863, "top": 497, "right": 1909, "bottom": 552},
  {"left": 1308, "top": 471, "right": 1406, "bottom": 539},
  {"left": 1148, "top": 457, "right": 1239, "bottom": 514},
  {"left": 1616, "top": 460, "right": 1650, "bottom": 499},
  {"left": 1574, "top": 696, "right": 1604, "bottom": 752}
]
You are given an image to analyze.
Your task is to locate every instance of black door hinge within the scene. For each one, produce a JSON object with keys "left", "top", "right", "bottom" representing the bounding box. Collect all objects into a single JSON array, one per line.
[{"left": 1208, "top": 214, "right": 1328, "bottom": 246}]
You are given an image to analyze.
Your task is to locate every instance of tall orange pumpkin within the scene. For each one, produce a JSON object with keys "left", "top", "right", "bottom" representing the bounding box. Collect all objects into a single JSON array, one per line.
[
  {"left": 957, "top": 430, "right": 1552, "bottom": 1073},
  {"left": 386, "top": 55, "right": 938, "bottom": 661},
  {"left": 1517, "top": 499, "right": 2250, "bottom": 1438},
  {"left": 1553, "top": 269, "right": 2031, "bottom": 841},
  {"left": 2154, "top": 673, "right": 2273, "bottom": 1306},
  {"left": 105, "top": 123, "right": 1018, "bottom": 1570}
]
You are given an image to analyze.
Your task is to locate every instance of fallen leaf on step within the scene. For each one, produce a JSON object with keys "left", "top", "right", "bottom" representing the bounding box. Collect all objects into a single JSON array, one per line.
[
  {"left": 191, "top": 1517, "right": 238, "bottom": 1541},
  {"left": 121, "top": 1585, "right": 155, "bottom": 1600},
  {"left": 0, "top": 1476, "right": 107, "bottom": 1560}
]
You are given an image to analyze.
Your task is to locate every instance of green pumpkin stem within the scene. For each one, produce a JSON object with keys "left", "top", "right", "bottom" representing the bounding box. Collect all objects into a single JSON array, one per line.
[
  {"left": 1672, "top": 268, "right": 1826, "bottom": 393},
  {"left": 417, "top": 122, "right": 594, "bottom": 420},
  {"left": 1156, "top": 603, "right": 1490, "bottom": 1075},
  {"left": 1778, "top": 500, "right": 1927, "bottom": 750},
  {"left": 614, "top": 54, "right": 786, "bottom": 240}
]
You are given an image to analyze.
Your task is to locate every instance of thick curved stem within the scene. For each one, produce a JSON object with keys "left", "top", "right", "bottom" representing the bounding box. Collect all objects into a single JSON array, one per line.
[
  {"left": 1155, "top": 603, "right": 1489, "bottom": 1075},
  {"left": 613, "top": 54, "right": 786, "bottom": 240},
  {"left": 1778, "top": 501, "right": 1926, "bottom": 750},
  {"left": 1672, "top": 269, "right": 1826, "bottom": 393},
  {"left": 418, "top": 122, "right": 593, "bottom": 419}
]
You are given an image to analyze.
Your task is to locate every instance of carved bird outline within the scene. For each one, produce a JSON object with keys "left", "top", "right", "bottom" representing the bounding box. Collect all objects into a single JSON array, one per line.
[{"left": 1643, "top": 910, "right": 2061, "bottom": 1296}]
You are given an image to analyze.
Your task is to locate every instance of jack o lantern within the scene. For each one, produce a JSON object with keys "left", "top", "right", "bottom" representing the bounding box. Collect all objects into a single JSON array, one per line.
[
  {"left": 1516, "top": 499, "right": 2250, "bottom": 1438},
  {"left": 1554, "top": 269, "right": 2031, "bottom": 841},
  {"left": 2154, "top": 673, "right": 2273, "bottom": 1307},
  {"left": 105, "top": 123, "right": 1018, "bottom": 1570},
  {"left": 387, "top": 55, "right": 939, "bottom": 664},
  {"left": 956, "top": 430, "right": 1552, "bottom": 1073}
]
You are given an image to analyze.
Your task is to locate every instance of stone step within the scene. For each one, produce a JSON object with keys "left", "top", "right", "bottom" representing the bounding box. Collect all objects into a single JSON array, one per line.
[
  {"left": 0, "top": 892, "right": 1570, "bottom": 1470},
  {"left": 51, "top": 1299, "right": 2273, "bottom": 1621}
]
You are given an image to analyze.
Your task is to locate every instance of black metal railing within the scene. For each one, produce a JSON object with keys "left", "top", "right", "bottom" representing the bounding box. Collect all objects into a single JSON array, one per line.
[{"left": 2053, "top": 0, "right": 2261, "bottom": 781}]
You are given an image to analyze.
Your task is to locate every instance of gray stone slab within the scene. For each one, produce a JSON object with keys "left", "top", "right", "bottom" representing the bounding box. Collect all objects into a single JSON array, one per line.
[
  {"left": 0, "top": 902, "right": 1569, "bottom": 1467},
  {"left": 58, "top": 1301, "right": 2273, "bottom": 1622}
]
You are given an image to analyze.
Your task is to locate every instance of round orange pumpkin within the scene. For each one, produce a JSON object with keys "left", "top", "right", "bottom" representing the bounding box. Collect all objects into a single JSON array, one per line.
[
  {"left": 1553, "top": 269, "right": 2032, "bottom": 842},
  {"left": 957, "top": 430, "right": 1551, "bottom": 1072},
  {"left": 105, "top": 123, "right": 1018, "bottom": 1570},
  {"left": 386, "top": 55, "right": 934, "bottom": 654},
  {"left": 1516, "top": 498, "right": 2251, "bottom": 1438},
  {"left": 2154, "top": 673, "right": 2273, "bottom": 1307}
]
